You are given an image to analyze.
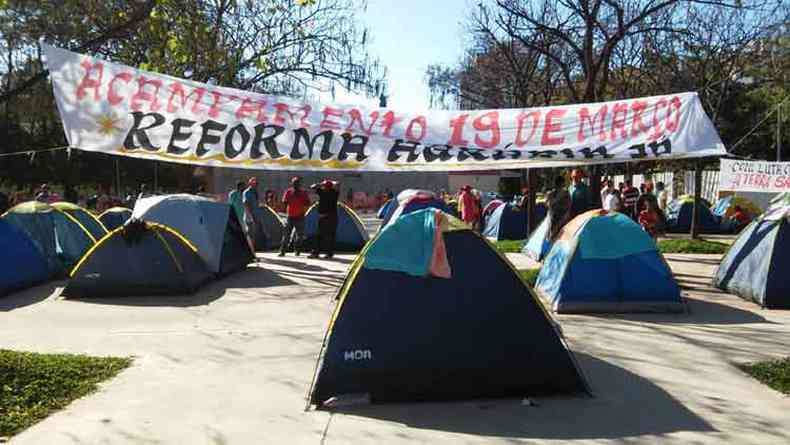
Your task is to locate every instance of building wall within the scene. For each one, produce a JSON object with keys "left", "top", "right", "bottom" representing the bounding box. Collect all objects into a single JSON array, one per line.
[{"left": 212, "top": 168, "right": 452, "bottom": 198}]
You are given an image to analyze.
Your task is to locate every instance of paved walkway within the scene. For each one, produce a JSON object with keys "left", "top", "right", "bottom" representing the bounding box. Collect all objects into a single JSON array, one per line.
[{"left": 2, "top": 250, "right": 789, "bottom": 444}]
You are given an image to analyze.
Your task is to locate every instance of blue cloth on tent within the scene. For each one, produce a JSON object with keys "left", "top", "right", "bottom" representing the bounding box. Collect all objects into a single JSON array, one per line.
[
  {"left": 576, "top": 213, "right": 656, "bottom": 259},
  {"left": 365, "top": 208, "right": 436, "bottom": 277}
]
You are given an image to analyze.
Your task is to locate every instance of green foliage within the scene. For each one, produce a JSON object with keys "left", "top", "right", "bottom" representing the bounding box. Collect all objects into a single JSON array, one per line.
[
  {"left": 0, "top": 349, "right": 131, "bottom": 437},
  {"left": 657, "top": 239, "right": 729, "bottom": 254},
  {"left": 519, "top": 269, "right": 540, "bottom": 288},
  {"left": 494, "top": 239, "right": 525, "bottom": 253},
  {"left": 739, "top": 357, "right": 790, "bottom": 395}
]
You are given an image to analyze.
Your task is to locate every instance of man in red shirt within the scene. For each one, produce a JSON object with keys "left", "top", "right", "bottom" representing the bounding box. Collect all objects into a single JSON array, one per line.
[{"left": 280, "top": 176, "right": 311, "bottom": 256}]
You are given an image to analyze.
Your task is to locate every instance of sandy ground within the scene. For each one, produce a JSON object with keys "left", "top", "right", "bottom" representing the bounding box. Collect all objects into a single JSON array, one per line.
[{"left": 2, "top": 221, "right": 789, "bottom": 444}]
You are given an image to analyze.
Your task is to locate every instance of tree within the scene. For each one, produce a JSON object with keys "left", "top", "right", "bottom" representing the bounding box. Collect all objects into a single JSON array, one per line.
[{"left": 0, "top": 0, "right": 385, "bottom": 192}]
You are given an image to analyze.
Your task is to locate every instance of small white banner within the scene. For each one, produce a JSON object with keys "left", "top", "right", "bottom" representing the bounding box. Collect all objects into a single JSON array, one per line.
[
  {"left": 719, "top": 158, "right": 790, "bottom": 192},
  {"left": 44, "top": 44, "right": 726, "bottom": 171}
]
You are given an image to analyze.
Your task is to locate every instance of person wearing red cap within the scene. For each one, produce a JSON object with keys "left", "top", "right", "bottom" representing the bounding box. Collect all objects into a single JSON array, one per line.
[
  {"left": 279, "top": 176, "right": 311, "bottom": 256},
  {"left": 309, "top": 179, "right": 340, "bottom": 258},
  {"left": 243, "top": 177, "right": 261, "bottom": 251}
]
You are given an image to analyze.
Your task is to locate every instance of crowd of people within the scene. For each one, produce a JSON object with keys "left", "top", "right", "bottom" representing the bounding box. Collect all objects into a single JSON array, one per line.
[
  {"left": 234, "top": 176, "right": 343, "bottom": 259},
  {"left": 544, "top": 171, "right": 671, "bottom": 241}
]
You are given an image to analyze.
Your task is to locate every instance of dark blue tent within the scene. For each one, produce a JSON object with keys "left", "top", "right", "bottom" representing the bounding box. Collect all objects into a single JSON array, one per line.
[
  {"left": 308, "top": 209, "right": 588, "bottom": 405},
  {"left": 304, "top": 203, "right": 369, "bottom": 252},
  {"left": 99, "top": 207, "right": 132, "bottom": 231},
  {"left": 666, "top": 196, "right": 719, "bottom": 233},
  {"left": 0, "top": 220, "right": 51, "bottom": 296},
  {"left": 483, "top": 202, "right": 547, "bottom": 241},
  {"left": 65, "top": 221, "right": 212, "bottom": 297},
  {"left": 537, "top": 210, "right": 683, "bottom": 313},
  {"left": 713, "top": 210, "right": 790, "bottom": 309}
]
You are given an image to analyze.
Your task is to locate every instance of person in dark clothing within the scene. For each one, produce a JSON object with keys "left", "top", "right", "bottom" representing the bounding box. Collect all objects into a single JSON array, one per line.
[
  {"left": 546, "top": 175, "right": 572, "bottom": 242},
  {"left": 0, "top": 190, "right": 9, "bottom": 214},
  {"left": 63, "top": 185, "right": 78, "bottom": 204},
  {"left": 309, "top": 179, "right": 340, "bottom": 259}
]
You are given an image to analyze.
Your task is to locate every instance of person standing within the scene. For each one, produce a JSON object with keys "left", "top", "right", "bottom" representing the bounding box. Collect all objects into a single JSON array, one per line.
[
  {"left": 34, "top": 184, "right": 51, "bottom": 203},
  {"left": 310, "top": 179, "right": 339, "bottom": 259},
  {"left": 603, "top": 189, "right": 622, "bottom": 212},
  {"left": 639, "top": 199, "right": 660, "bottom": 240},
  {"left": 96, "top": 185, "right": 112, "bottom": 212},
  {"left": 243, "top": 177, "right": 262, "bottom": 252},
  {"left": 621, "top": 180, "right": 640, "bottom": 219},
  {"left": 458, "top": 185, "right": 480, "bottom": 230},
  {"left": 546, "top": 176, "right": 572, "bottom": 241},
  {"left": 280, "top": 177, "right": 311, "bottom": 256},
  {"left": 228, "top": 181, "right": 246, "bottom": 225},
  {"left": 0, "top": 189, "right": 9, "bottom": 214},
  {"left": 656, "top": 182, "right": 669, "bottom": 212},
  {"left": 600, "top": 179, "right": 614, "bottom": 208},
  {"left": 568, "top": 169, "right": 590, "bottom": 217}
]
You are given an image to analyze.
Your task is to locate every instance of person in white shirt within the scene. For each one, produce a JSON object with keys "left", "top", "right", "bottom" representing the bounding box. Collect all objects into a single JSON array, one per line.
[
  {"left": 600, "top": 179, "right": 614, "bottom": 206},
  {"left": 656, "top": 182, "right": 669, "bottom": 212},
  {"left": 603, "top": 189, "right": 622, "bottom": 212}
]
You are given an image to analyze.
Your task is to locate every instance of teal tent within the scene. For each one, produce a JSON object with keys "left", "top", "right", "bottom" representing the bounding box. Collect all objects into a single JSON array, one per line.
[{"left": 536, "top": 209, "right": 683, "bottom": 313}]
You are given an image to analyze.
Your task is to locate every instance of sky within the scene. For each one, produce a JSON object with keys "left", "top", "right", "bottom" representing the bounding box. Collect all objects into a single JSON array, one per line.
[{"left": 317, "top": 0, "right": 467, "bottom": 111}]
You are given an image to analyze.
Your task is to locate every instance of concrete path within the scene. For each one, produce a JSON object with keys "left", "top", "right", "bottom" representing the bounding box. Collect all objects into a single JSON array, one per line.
[{"left": 2, "top": 250, "right": 789, "bottom": 444}]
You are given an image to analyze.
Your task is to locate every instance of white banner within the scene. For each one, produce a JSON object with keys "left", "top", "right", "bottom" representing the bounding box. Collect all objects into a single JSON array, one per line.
[
  {"left": 44, "top": 44, "right": 726, "bottom": 171},
  {"left": 719, "top": 159, "right": 790, "bottom": 192}
]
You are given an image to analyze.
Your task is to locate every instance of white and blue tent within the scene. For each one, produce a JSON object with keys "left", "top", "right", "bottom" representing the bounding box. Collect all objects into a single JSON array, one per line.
[{"left": 133, "top": 194, "right": 252, "bottom": 275}]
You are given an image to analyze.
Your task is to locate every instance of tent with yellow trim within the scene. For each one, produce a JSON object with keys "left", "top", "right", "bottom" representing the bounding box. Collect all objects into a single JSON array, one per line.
[
  {"left": 64, "top": 220, "right": 212, "bottom": 297},
  {"left": 304, "top": 202, "right": 369, "bottom": 252},
  {"left": 308, "top": 208, "right": 588, "bottom": 406},
  {"left": 1, "top": 201, "right": 97, "bottom": 275},
  {"left": 133, "top": 194, "right": 253, "bottom": 275},
  {"left": 252, "top": 204, "right": 285, "bottom": 251},
  {"left": 99, "top": 207, "right": 132, "bottom": 231},
  {"left": 51, "top": 202, "right": 107, "bottom": 240}
]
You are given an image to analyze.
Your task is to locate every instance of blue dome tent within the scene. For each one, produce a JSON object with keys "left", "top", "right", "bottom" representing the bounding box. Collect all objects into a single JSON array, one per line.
[
  {"left": 713, "top": 196, "right": 790, "bottom": 308},
  {"left": 666, "top": 196, "right": 719, "bottom": 233},
  {"left": 98, "top": 207, "right": 132, "bottom": 231},
  {"left": 522, "top": 216, "right": 552, "bottom": 261},
  {"left": 0, "top": 219, "right": 51, "bottom": 296},
  {"left": 536, "top": 209, "right": 683, "bottom": 313},
  {"left": 304, "top": 203, "right": 369, "bottom": 251},
  {"left": 2, "top": 201, "right": 96, "bottom": 276},
  {"left": 483, "top": 202, "right": 547, "bottom": 241}
]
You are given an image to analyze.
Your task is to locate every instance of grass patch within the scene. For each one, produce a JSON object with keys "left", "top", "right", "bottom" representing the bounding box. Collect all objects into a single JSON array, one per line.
[
  {"left": 739, "top": 357, "right": 790, "bottom": 395},
  {"left": 519, "top": 269, "right": 540, "bottom": 287},
  {"left": 658, "top": 239, "right": 728, "bottom": 254},
  {"left": 0, "top": 350, "right": 131, "bottom": 437},
  {"left": 494, "top": 239, "right": 526, "bottom": 253}
]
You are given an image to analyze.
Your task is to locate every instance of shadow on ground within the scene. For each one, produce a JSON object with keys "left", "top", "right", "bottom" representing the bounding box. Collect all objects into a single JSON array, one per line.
[
  {"left": 0, "top": 280, "right": 63, "bottom": 311},
  {"left": 327, "top": 353, "right": 714, "bottom": 440},
  {"left": 574, "top": 296, "right": 769, "bottom": 326},
  {"left": 64, "top": 267, "right": 296, "bottom": 307}
]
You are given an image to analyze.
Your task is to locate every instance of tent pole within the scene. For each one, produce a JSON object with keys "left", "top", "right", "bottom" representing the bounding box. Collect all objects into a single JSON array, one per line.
[
  {"left": 115, "top": 159, "right": 121, "bottom": 198},
  {"left": 691, "top": 160, "right": 702, "bottom": 239},
  {"left": 526, "top": 169, "right": 536, "bottom": 235}
]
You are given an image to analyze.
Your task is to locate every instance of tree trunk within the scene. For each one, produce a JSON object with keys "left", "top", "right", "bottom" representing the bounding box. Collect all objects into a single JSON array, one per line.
[{"left": 691, "top": 162, "right": 703, "bottom": 239}]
